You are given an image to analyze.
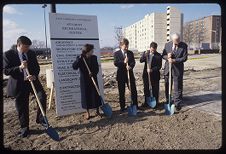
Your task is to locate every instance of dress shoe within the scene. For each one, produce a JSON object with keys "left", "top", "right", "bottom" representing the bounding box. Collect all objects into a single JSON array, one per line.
[
  {"left": 176, "top": 104, "right": 182, "bottom": 111},
  {"left": 120, "top": 108, "right": 126, "bottom": 113},
  {"left": 18, "top": 127, "right": 30, "bottom": 138},
  {"left": 140, "top": 103, "right": 149, "bottom": 108},
  {"left": 137, "top": 106, "right": 144, "bottom": 111}
]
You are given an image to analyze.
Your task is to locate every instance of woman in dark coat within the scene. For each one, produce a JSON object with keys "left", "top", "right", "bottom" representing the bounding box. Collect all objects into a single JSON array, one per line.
[{"left": 72, "top": 44, "right": 102, "bottom": 120}]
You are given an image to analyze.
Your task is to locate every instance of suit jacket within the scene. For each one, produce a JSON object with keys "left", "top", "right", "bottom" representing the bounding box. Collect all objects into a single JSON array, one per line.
[
  {"left": 3, "top": 49, "right": 42, "bottom": 97},
  {"left": 113, "top": 49, "right": 136, "bottom": 82},
  {"left": 140, "top": 51, "right": 162, "bottom": 81},
  {"left": 162, "top": 41, "right": 188, "bottom": 77}
]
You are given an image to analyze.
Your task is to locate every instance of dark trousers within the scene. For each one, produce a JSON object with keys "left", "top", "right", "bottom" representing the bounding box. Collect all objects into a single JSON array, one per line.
[
  {"left": 117, "top": 78, "right": 138, "bottom": 109},
  {"left": 164, "top": 75, "right": 183, "bottom": 106},
  {"left": 143, "top": 77, "right": 160, "bottom": 104},
  {"left": 15, "top": 80, "right": 47, "bottom": 128}
]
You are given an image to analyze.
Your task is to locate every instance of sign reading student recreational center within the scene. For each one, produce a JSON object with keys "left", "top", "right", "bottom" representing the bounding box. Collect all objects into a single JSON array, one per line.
[{"left": 49, "top": 13, "right": 104, "bottom": 116}]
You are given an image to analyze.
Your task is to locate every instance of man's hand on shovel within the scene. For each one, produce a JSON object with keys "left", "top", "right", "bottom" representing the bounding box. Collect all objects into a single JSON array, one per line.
[
  {"left": 126, "top": 65, "right": 131, "bottom": 70},
  {"left": 147, "top": 68, "right": 152, "bottom": 73},
  {"left": 26, "top": 75, "right": 36, "bottom": 81}
]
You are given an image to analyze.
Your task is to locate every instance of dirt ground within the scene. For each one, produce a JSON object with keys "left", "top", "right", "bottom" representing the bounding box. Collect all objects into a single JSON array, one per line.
[{"left": 3, "top": 66, "right": 222, "bottom": 150}]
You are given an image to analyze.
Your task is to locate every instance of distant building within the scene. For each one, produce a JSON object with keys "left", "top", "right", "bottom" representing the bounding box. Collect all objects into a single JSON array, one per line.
[
  {"left": 123, "top": 6, "right": 183, "bottom": 53},
  {"left": 166, "top": 6, "right": 184, "bottom": 42},
  {"left": 183, "top": 15, "right": 221, "bottom": 50}
]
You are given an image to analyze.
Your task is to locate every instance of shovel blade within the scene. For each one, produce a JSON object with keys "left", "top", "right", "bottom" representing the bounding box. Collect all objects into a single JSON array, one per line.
[
  {"left": 101, "top": 103, "right": 112, "bottom": 118},
  {"left": 46, "top": 126, "right": 60, "bottom": 141},
  {"left": 43, "top": 116, "right": 60, "bottom": 141},
  {"left": 128, "top": 104, "right": 137, "bottom": 116},
  {"left": 164, "top": 103, "right": 175, "bottom": 116},
  {"left": 146, "top": 96, "right": 156, "bottom": 108},
  {"left": 100, "top": 97, "right": 112, "bottom": 118}
]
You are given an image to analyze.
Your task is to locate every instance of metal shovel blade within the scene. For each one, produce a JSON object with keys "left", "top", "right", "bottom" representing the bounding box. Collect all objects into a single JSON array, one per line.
[
  {"left": 170, "top": 104, "right": 175, "bottom": 115},
  {"left": 146, "top": 96, "right": 156, "bottom": 108},
  {"left": 43, "top": 116, "right": 60, "bottom": 141},
  {"left": 100, "top": 97, "right": 112, "bottom": 118},
  {"left": 164, "top": 103, "right": 175, "bottom": 116},
  {"left": 128, "top": 104, "right": 137, "bottom": 116},
  {"left": 164, "top": 103, "right": 171, "bottom": 115},
  {"left": 101, "top": 103, "right": 112, "bottom": 118},
  {"left": 46, "top": 126, "right": 60, "bottom": 141}
]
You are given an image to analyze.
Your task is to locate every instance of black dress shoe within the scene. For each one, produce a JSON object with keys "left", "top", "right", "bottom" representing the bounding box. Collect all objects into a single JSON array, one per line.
[
  {"left": 18, "top": 127, "right": 30, "bottom": 138},
  {"left": 140, "top": 103, "right": 148, "bottom": 108},
  {"left": 120, "top": 108, "right": 126, "bottom": 113},
  {"left": 176, "top": 104, "right": 182, "bottom": 111},
  {"left": 137, "top": 106, "right": 144, "bottom": 111}
]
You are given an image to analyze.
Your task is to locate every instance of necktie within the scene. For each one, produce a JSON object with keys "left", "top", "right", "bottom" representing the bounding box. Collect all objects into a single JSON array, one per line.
[
  {"left": 21, "top": 53, "right": 27, "bottom": 80},
  {"left": 173, "top": 44, "right": 177, "bottom": 54},
  {"left": 22, "top": 53, "right": 27, "bottom": 61}
]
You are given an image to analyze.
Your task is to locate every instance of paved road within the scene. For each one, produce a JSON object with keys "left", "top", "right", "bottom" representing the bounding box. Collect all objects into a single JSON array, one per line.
[{"left": 183, "top": 90, "right": 221, "bottom": 120}]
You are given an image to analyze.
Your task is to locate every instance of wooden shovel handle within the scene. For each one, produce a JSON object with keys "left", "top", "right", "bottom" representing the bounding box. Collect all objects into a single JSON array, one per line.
[
  {"left": 146, "top": 54, "right": 152, "bottom": 90},
  {"left": 25, "top": 69, "right": 46, "bottom": 117},
  {"left": 125, "top": 54, "right": 131, "bottom": 93},
  {"left": 169, "top": 62, "right": 172, "bottom": 96},
  {"left": 82, "top": 57, "right": 101, "bottom": 96}
]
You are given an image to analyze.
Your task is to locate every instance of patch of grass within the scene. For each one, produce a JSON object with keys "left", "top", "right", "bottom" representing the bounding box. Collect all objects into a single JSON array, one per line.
[{"left": 188, "top": 56, "right": 209, "bottom": 60}]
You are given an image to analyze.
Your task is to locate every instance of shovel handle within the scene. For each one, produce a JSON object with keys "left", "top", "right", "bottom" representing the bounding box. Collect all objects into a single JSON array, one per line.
[
  {"left": 146, "top": 53, "right": 153, "bottom": 97},
  {"left": 82, "top": 57, "right": 101, "bottom": 96},
  {"left": 25, "top": 69, "right": 46, "bottom": 117},
  {"left": 125, "top": 53, "right": 131, "bottom": 93},
  {"left": 168, "top": 56, "right": 172, "bottom": 99}
]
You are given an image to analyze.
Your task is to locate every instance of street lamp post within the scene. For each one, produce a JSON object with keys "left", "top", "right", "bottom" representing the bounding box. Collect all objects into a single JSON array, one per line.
[{"left": 42, "top": 4, "right": 48, "bottom": 60}]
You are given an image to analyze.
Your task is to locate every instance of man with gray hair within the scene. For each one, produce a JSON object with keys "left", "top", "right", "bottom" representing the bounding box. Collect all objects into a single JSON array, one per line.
[{"left": 162, "top": 33, "right": 188, "bottom": 112}]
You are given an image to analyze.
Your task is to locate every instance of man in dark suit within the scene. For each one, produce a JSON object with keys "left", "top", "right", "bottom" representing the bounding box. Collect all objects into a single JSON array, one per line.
[
  {"left": 140, "top": 42, "right": 162, "bottom": 108},
  {"left": 162, "top": 33, "right": 188, "bottom": 111},
  {"left": 3, "top": 36, "right": 47, "bottom": 138},
  {"left": 113, "top": 38, "right": 139, "bottom": 112}
]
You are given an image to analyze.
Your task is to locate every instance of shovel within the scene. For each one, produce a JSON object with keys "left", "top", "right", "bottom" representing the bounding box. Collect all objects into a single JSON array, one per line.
[
  {"left": 25, "top": 69, "right": 60, "bottom": 141},
  {"left": 164, "top": 61, "right": 175, "bottom": 115},
  {"left": 146, "top": 52, "right": 156, "bottom": 108},
  {"left": 82, "top": 57, "right": 112, "bottom": 118},
  {"left": 125, "top": 53, "right": 137, "bottom": 116}
]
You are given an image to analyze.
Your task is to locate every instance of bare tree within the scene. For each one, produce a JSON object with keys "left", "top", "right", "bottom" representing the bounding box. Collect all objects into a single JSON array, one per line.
[
  {"left": 10, "top": 44, "right": 17, "bottom": 50},
  {"left": 31, "top": 40, "right": 45, "bottom": 48},
  {"left": 183, "top": 23, "right": 194, "bottom": 49}
]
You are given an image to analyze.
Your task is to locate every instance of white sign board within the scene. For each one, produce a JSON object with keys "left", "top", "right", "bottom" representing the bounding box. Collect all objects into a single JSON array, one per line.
[{"left": 49, "top": 13, "right": 104, "bottom": 116}]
